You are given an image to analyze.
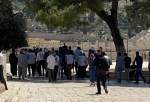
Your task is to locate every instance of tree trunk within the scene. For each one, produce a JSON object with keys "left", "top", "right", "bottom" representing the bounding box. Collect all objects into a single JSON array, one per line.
[
  {"left": 108, "top": 20, "right": 126, "bottom": 53},
  {"left": 94, "top": 0, "right": 126, "bottom": 53}
]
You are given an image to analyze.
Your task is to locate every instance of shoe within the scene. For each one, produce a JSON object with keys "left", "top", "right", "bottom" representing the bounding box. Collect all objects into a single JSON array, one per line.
[
  {"left": 117, "top": 80, "right": 121, "bottom": 83},
  {"left": 96, "top": 92, "right": 101, "bottom": 95},
  {"left": 134, "top": 82, "right": 139, "bottom": 84},
  {"left": 104, "top": 89, "right": 108, "bottom": 94}
]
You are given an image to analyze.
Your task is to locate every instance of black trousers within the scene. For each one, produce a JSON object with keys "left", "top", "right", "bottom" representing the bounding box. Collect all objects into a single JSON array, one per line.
[
  {"left": 78, "top": 66, "right": 86, "bottom": 78},
  {"left": 28, "top": 64, "right": 36, "bottom": 76},
  {"left": 10, "top": 63, "right": 17, "bottom": 76},
  {"left": 96, "top": 74, "right": 107, "bottom": 93},
  {"left": 37, "top": 60, "right": 45, "bottom": 76},
  {"left": 54, "top": 66, "right": 58, "bottom": 81}
]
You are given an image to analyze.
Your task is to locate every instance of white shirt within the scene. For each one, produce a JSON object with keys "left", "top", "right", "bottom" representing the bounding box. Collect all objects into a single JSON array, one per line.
[
  {"left": 47, "top": 55, "right": 56, "bottom": 69},
  {"left": 104, "top": 55, "right": 112, "bottom": 66},
  {"left": 66, "top": 54, "right": 74, "bottom": 64},
  {"left": 36, "top": 51, "right": 44, "bottom": 61},
  {"left": 0, "top": 52, "right": 4, "bottom": 65}
]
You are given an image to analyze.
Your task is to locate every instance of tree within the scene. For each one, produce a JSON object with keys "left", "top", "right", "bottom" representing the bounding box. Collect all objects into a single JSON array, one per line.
[
  {"left": 0, "top": 0, "right": 28, "bottom": 50},
  {"left": 25, "top": 0, "right": 149, "bottom": 53},
  {"left": 126, "top": 0, "right": 150, "bottom": 36}
]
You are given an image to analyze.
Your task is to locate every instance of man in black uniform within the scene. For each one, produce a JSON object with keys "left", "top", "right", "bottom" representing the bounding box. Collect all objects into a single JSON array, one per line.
[{"left": 94, "top": 50, "right": 109, "bottom": 94}]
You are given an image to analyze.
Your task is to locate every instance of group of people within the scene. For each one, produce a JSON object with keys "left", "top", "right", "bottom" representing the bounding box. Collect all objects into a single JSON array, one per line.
[
  {"left": 9, "top": 45, "right": 89, "bottom": 81},
  {"left": 116, "top": 51, "right": 150, "bottom": 84},
  {"left": 0, "top": 45, "right": 149, "bottom": 94}
]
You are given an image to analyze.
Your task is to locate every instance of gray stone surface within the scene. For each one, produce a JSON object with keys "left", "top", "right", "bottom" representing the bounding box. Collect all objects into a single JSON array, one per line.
[{"left": 0, "top": 79, "right": 150, "bottom": 102}]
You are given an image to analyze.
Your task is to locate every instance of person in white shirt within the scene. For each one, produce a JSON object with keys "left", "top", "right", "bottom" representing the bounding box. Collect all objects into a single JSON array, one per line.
[
  {"left": 103, "top": 52, "right": 112, "bottom": 81},
  {"left": 28, "top": 49, "right": 36, "bottom": 77},
  {"left": 74, "top": 47, "right": 81, "bottom": 76},
  {"left": 77, "top": 52, "right": 88, "bottom": 78},
  {"left": 53, "top": 51, "right": 60, "bottom": 81},
  {"left": 65, "top": 50, "right": 74, "bottom": 80},
  {"left": 0, "top": 52, "right": 8, "bottom": 90},
  {"left": 36, "top": 48, "right": 44, "bottom": 76},
  {"left": 47, "top": 51, "right": 56, "bottom": 82}
]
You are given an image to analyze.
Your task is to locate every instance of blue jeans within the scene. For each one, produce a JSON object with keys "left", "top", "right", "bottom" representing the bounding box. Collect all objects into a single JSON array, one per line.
[{"left": 89, "top": 66, "right": 96, "bottom": 82}]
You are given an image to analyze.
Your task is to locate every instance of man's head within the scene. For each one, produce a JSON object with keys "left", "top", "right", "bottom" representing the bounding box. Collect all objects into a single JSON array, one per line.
[
  {"left": 136, "top": 51, "right": 140, "bottom": 56},
  {"left": 124, "top": 53, "right": 128, "bottom": 56},
  {"left": 117, "top": 52, "right": 121, "bottom": 56},
  {"left": 99, "top": 47, "right": 103, "bottom": 52}
]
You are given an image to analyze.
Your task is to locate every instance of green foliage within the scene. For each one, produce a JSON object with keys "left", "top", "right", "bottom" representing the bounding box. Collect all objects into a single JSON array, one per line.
[
  {"left": 0, "top": 0, "right": 28, "bottom": 50},
  {"left": 126, "top": 1, "right": 150, "bottom": 29},
  {"left": 25, "top": 0, "right": 105, "bottom": 28}
]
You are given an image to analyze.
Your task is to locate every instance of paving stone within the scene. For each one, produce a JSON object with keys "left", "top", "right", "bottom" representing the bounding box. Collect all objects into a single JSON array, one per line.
[{"left": 0, "top": 79, "right": 150, "bottom": 102}]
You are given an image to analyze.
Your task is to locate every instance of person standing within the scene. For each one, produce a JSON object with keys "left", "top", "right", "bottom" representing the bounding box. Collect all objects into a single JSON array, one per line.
[
  {"left": 94, "top": 50, "right": 109, "bottom": 94},
  {"left": 54, "top": 50, "right": 59, "bottom": 81},
  {"left": 0, "top": 51, "right": 8, "bottom": 90},
  {"left": 36, "top": 49, "right": 44, "bottom": 76},
  {"left": 65, "top": 50, "right": 74, "bottom": 80},
  {"left": 47, "top": 51, "right": 56, "bottom": 82},
  {"left": 124, "top": 53, "right": 131, "bottom": 81},
  {"left": 133, "top": 51, "right": 146, "bottom": 84},
  {"left": 103, "top": 52, "right": 112, "bottom": 81},
  {"left": 74, "top": 47, "right": 81, "bottom": 76},
  {"left": 28, "top": 49, "right": 36, "bottom": 77},
  {"left": 88, "top": 50, "right": 96, "bottom": 86},
  {"left": 116, "top": 52, "right": 125, "bottom": 83},
  {"left": 9, "top": 49, "right": 18, "bottom": 76},
  {"left": 77, "top": 52, "right": 88, "bottom": 79},
  {"left": 17, "top": 50, "right": 28, "bottom": 80}
]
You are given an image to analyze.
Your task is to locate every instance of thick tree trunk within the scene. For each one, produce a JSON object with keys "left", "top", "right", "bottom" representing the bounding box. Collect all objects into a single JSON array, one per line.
[
  {"left": 108, "top": 20, "right": 126, "bottom": 53},
  {"left": 93, "top": 0, "right": 126, "bottom": 53}
]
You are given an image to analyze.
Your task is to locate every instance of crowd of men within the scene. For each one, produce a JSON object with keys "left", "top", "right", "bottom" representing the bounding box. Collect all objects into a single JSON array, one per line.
[{"left": 0, "top": 45, "right": 150, "bottom": 94}]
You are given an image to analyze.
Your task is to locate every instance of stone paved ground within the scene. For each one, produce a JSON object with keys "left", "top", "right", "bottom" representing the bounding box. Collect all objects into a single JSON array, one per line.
[
  {"left": 0, "top": 78, "right": 150, "bottom": 102},
  {"left": 0, "top": 84, "right": 5, "bottom": 94}
]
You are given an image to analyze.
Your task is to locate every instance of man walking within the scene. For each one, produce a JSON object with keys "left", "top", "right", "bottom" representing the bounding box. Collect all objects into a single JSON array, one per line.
[
  {"left": 133, "top": 51, "right": 146, "bottom": 84},
  {"left": 124, "top": 53, "right": 131, "bottom": 81},
  {"left": 94, "top": 50, "right": 109, "bottom": 94}
]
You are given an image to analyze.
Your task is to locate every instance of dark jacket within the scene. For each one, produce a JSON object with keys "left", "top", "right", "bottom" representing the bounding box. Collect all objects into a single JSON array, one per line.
[{"left": 94, "top": 55, "right": 109, "bottom": 76}]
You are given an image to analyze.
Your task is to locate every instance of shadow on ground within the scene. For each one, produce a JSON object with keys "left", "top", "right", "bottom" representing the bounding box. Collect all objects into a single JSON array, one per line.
[{"left": 7, "top": 76, "right": 150, "bottom": 88}]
